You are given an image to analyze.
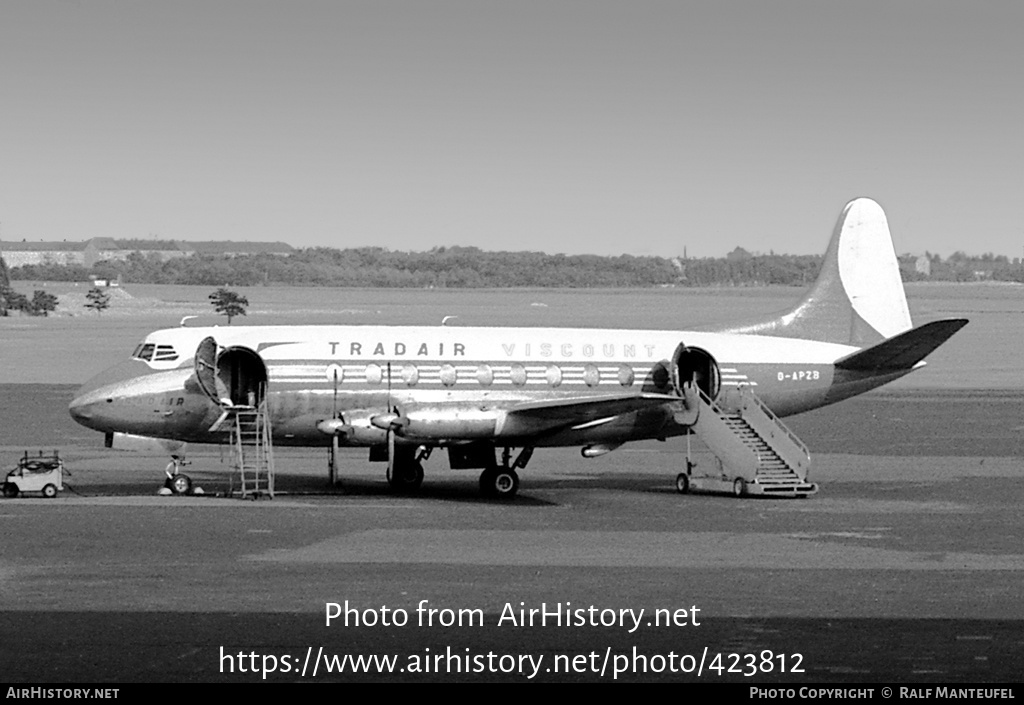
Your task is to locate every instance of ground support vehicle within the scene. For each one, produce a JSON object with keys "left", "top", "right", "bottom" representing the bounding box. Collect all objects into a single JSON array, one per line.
[{"left": 3, "top": 451, "right": 65, "bottom": 498}]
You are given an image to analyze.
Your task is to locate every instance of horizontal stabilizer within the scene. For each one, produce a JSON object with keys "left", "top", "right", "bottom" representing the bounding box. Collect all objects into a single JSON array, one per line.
[
  {"left": 834, "top": 319, "right": 968, "bottom": 372},
  {"left": 509, "top": 392, "right": 679, "bottom": 424}
]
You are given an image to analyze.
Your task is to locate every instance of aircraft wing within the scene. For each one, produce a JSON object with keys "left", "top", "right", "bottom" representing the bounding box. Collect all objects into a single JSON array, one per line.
[
  {"left": 507, "top": 392, "right": 680, "bottom": 425},
  {"left": 834, "top": 318, "right": 968, "bottom": 372}
]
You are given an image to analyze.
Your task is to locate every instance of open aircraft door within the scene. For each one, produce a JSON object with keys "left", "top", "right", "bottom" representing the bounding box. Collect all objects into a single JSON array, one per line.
[
  {"left": 193, "top": 336, "right": 268, "bottom": 408},
  {"left": 195, "top": 336, "right": 227, "bottom": 405},
  {"left": 671, "top": 342, "right": 721, "bottom": 401}
]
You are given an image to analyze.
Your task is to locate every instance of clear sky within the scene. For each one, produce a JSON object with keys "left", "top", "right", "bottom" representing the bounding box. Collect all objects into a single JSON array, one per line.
[{"left": 1, "top": 1, "right": 1021, "bottom": 258}]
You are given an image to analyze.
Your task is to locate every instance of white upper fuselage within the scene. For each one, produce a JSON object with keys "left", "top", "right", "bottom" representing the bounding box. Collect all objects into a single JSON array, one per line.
[{"left": 135, "top": 324, "right": 856, "bottom": 370}]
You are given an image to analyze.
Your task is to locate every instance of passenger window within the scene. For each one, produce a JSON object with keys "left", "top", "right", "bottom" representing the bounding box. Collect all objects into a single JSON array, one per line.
[
  {"left": 476, "top": 365, "right": 493, "bottom": 387},
  {"left": 510, "top": 364, "right": 527, "bottom": 387},
  {"left": 440, "top": 364, "right": 457, "bottom": 387},
  {"left": 402, "top": 366, "right": 419, "bottom": 386},
  {"left": 365, "top": 364, "right": 383, "bottom": 384},
  {"left": 546, "top": 365, "right": 562, "bottom": 387},
  {"left": 618, "top": 364, "right": 635, "bottom": 387},
  {"left": 583, "top": 364, "right": 600, "bottom": 387}
]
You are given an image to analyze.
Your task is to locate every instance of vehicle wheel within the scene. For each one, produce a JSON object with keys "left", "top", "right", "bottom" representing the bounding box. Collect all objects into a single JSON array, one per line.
[
  {"left": 675, "top": 473, "right": 689, "bottom": 494},
  {"left": 2, "top": 483, "right": 18, "bottom": 499},
  {"left": 169, "top": 474, "right": 192, "bottom": 495},
  {"left": 481, "top": 467, "right": 518, "bottom": 499},
  {"left": 387, "top": 461, "right": 424, "bottom": 492},
  {"left": 732, "top": 477, "right": 747, "bottom": 497},
  {"left": 42, "top": 484, "right": 58, "bottom": 498}
]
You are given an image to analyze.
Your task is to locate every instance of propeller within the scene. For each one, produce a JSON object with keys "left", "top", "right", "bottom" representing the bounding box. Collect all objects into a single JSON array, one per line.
[
  {"left": 330, "top": 366, "right": 341, "bottom": 484},
  {"left": 385, "top": 363, "right": 395, "bottom": 481}
]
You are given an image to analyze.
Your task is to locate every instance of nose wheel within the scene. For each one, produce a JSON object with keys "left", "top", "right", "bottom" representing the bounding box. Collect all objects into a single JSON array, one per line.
[{"left": 166, "top": 474, "right": 192, "bottom": 495}]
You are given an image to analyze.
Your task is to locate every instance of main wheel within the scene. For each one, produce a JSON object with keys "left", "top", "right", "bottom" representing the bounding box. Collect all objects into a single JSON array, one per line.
[
  {"left": 480, "top": 467, "right": 519, "bottom": 499},
  {"left": 168, "top": 474, "right": 192, "bottom": 495},
  {"left": 2, "top": 483, "right": 18, "bottom": 498},
  {"left": 387, "top": 461, "right": 424, "bottom": 492},
  {"left": 732, "top": 477, "right": 747, "bottom": 497},
  {"left": 42, "top": 483, "right": 58, "bottom": 498},
  {"left": 675, "top": 473, "right": 690, "bottom": 494}
]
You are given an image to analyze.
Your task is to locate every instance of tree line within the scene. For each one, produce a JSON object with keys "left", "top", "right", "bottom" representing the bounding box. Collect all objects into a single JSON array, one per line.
[
  {"left": 1, "top": 257, "right": 57, "bottom": 316},
  {"left": 6, "top": 246, "right": 1023, "bottom": 289}
]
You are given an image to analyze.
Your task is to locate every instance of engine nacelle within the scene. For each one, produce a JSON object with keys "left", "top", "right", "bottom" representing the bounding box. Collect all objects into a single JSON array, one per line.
[
  {"left": 318, "top": 410, "right": 389, "bottom": 444},
  {"left": 380, "top": 406, "right": 507, "bottom": 441}
]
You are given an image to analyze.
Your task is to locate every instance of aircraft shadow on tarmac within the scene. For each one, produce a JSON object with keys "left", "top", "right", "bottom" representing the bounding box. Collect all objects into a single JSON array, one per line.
[{"left": 62, "top": 468, "right": 731, "bottom": 506}]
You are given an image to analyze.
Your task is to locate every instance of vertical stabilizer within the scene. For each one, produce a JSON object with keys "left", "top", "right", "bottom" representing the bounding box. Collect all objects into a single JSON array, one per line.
[{"left": 719, "top": 198, "right": 913, "bottom": 347}]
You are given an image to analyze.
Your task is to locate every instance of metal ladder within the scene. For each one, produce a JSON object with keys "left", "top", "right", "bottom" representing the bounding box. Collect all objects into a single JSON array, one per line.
[{"left": 231, "top": 399, "right": 275, "bottom": 499}]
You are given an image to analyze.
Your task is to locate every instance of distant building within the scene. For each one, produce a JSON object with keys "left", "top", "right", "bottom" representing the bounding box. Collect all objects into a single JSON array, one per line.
[
  {"left": 915, "top": 255, "right": 931, "bottom": 277},
  {"left": 0, "top": 238, "right": 294, "bottom": 268},
  {"left": 726, "top": 246, "right": 753, "bottom": 262},
  {"left": 1, "top": 240, "right": 89, "bottom": 267}
]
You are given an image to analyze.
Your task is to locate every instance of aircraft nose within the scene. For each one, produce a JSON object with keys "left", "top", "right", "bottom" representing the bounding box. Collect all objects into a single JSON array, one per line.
[
  {"left": 69, "top": 359, "right": 153, "bottom": 429},
  {"left": 68, "top": 386, "right": 108, "bottom": 425}
]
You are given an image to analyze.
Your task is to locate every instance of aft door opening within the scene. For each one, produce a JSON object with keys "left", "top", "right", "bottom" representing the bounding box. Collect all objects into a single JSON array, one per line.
[{"left": 673, "top": 346, "right": 721, "bottom": 401}]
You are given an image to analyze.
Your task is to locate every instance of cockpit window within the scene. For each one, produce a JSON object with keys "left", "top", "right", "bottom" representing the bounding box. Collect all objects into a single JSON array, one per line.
[
  {"left": 153, "top": 345, "right": 178, "bottom": 361},
  {"left": 131, "top": 343, "right": 178, "bottom": 362}
]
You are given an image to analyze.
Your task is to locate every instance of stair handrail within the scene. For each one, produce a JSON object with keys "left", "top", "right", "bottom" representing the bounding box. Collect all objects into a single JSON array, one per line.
[
  {"left": 737, "top": 386, "right": 810, "bottom": 460},
  {"left": 695, "top": 385, "right": 725, "bottom": 415},
  {"left": 259, "top": 386, "right": 275, "bottom": 498},
  {"left": 233, "top": 411, "right": 249, "bottom": 496}
]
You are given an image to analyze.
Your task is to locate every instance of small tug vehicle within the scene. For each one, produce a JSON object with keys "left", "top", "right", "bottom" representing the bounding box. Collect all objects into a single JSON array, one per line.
[{"left": 3, "top": 451, "right": 65, "bottom": 498}]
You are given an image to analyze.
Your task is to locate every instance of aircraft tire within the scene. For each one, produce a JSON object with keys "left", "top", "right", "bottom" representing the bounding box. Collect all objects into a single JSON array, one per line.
[
  {"left": 732, "top": 477, "right": 747, "bottom": 498},
  {"left": 675, "top": 473, "right": 689, "bottom": 494},
  {"left": 2, "top": 483, "right": 17, "bottom": 499},
  {"left": 168, "top": 474, "right": 192, "bottom": 495},
  {"left": 387, "top": 461, "right": 424, "bottom": 492},
  {"left": 42, "top": 483, "right": 58, "bottom": 498},
  {"left": 481, "top": 467, "right": 519, "bottom": 499}
]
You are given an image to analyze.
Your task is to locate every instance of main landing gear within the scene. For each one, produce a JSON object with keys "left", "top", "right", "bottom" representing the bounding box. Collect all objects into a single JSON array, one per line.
[
  {"left": 479, "top": 465, "right": 519, "bottom": 498},
  {"left": 370, "top": 443, "right": 533, "bottom": 498},
  {"left": 479, "top": 447, "right": 533, "bottom": 499},
  {"left": 387, "top": 446, "right": 428, "bottom": 493}
]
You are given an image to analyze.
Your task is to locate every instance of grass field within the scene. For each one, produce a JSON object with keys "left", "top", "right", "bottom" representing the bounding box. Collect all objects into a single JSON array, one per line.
[{"left": 1, "top": 281, "right": 1019, "bottom": 388}]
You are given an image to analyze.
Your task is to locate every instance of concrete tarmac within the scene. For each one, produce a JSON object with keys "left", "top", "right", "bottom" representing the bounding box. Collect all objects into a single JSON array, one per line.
[{"left": 1, "top": 388, "right": 1022, "bottom": 683}]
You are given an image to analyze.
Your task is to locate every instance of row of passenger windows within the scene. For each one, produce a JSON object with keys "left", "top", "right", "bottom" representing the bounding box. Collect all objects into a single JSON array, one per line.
[
  {"left": 334, "top": 363, "right": 642, "bottom": 388},
  {"left": 131, "top": 343, "right": 179, "bottom": 362}
]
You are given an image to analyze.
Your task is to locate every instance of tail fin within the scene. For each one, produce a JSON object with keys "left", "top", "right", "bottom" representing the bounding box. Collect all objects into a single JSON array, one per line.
[{"left": 720, "top": 198, "right": 913, "bottom": 346}]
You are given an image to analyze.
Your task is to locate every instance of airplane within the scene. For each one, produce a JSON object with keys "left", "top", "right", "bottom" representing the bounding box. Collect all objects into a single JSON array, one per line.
[{"left": 68, "top": 198, "right": 967, "bottom": 499}]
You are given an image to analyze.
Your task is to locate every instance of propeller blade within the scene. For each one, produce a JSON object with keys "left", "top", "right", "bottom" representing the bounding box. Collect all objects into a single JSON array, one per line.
[
  {"left": 331, "top": 433, "right": 340, "bottom": 485},
  {"left": 386, "top": 428, "right": 396, "bottom": 480}
]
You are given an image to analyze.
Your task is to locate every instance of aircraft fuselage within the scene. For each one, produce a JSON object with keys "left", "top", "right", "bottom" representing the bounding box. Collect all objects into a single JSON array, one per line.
[{"left": 69, "top": 324, "right": 903, "bottom": 448}]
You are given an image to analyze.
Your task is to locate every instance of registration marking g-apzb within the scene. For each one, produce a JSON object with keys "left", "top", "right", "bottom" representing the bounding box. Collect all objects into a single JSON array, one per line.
[{"left": 777, "top": 370, "right": 821, "bottom": 382}]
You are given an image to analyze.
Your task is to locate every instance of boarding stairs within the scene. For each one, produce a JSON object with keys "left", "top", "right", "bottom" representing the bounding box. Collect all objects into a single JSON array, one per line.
[
  {"left": 682, "top": 384, "right": 816, "bottom": 496},
  {"left": 232, "top": 402, "right": 275, "bottom": 499},
  {"left": 209, "top": 396, "right": 275, "bottom": 499}
]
